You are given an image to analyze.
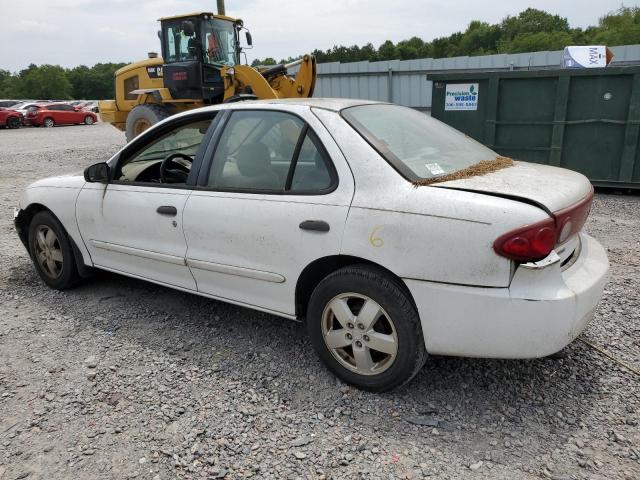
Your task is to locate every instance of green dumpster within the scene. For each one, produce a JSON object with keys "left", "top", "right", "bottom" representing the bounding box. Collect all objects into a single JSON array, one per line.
[{"left": 428, "top": 66, "right": 640, "bottom": 188}]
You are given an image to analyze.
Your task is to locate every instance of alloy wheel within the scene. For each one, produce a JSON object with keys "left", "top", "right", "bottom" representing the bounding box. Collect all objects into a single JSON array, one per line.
[
  {"left": 321, "top": 293, "right": 398, "bottom": 375},
  {"left": 33, "top": 225, "right": 63, "bottom": 279}
]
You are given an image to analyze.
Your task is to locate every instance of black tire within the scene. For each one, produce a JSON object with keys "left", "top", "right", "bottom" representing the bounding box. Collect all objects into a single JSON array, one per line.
[
  {"left": 84, "top": 115, "right": 94, "bottom": 125},
  {"left": 125, "top": 104, "right": 171, "bottom": 141},
  {"left": 43, "top": 117, "right": 55, "bottom": 128},
  {"left": 28, "top": 211, "right": 81, "bottom": 290},
  {"left": 7, "top": 116, "right": 21, "bottom": 129},
  {"left": 307, "top": 265, "right": 427, "bottom": 392}
]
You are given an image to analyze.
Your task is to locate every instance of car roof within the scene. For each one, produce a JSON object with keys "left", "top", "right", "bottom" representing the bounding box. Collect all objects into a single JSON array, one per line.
[
  {"left": 248, "top": 98, "right": 384, "bottom": 111},
  {"left": 213, "top": 98, "right": 386, "bottom": 113},
  {"left": 161, "top": 98, "right": 390, "bottom": 126}
]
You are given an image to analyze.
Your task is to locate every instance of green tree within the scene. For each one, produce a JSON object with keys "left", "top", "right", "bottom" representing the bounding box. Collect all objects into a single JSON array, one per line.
[
  {"left": 457, "top": 21, "right": 501, "bottom": 56},
  {"left": 377, "top": 40, "right": 397, "bottom": 61},
  {"left": 251, "top": 57, "right": 277, "bottom": 67},
  {"left": 17, "top": 64, "right": 73, "bottom": 99},
  {"left": 500, "top": 31, "right": 574, "bottom": 53},
  {"left": 592, "top": 6, "right": 640, "bottom": 45},
  {"left": 501, "top": 8, "right": 570, "bottom": 40}
]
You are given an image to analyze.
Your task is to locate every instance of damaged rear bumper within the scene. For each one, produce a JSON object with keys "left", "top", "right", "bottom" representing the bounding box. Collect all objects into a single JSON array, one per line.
[{"left": 404, "top": 233, "right": 609, "bottom": 358}]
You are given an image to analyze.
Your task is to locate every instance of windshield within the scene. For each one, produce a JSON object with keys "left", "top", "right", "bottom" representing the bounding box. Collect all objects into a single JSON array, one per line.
[
  {"left": 202, "top": 18, "right": 237, "bottom": 66},
  {"left": 342, "top": 104, "right": 498, "bottom": 181}
]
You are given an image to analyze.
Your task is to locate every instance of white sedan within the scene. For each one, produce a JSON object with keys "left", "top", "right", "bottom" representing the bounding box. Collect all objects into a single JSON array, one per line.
[{"left": 14, "top": 99, "right": 609, "bottom": 391}]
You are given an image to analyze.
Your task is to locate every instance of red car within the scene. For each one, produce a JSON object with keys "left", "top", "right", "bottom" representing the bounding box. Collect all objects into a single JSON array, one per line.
[
  {"left": 25, "top": 103, "right": 97, "bottom": 127},
  {"left": 0, "top": 107, "right": 22, "bottom": 129}
]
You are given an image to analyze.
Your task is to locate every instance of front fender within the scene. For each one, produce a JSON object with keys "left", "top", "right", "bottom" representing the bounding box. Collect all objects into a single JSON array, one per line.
[{"left": 17, "top": 177, "right": 93, "bottom": 268}]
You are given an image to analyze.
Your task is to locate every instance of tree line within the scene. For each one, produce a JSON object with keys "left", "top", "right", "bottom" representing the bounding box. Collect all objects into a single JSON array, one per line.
[
  {"left": 0, "top": 63, "right": 127, "bottom": 100},
  {"left": 252, "top": 6, "right": 640, "bottom": 66},
  {"left": 1, "top": 7, "right": 639, "bottom": 100}
]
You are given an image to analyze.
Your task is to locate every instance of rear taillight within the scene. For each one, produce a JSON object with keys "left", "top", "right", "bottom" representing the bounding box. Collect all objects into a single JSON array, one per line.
[
  {"left": 494, "top": 188, "right": 594, "bottom": 263},
  {"left": 553, "top": 188, "right": 593, "bottom": 243},
  {"left": 493, "top": 218, "right": 557, "bottom": 262}
]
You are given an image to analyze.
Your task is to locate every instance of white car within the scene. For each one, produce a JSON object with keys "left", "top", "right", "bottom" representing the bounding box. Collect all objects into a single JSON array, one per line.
[{"left": 15, "top": 99, "right": 609, "bottom": 391}]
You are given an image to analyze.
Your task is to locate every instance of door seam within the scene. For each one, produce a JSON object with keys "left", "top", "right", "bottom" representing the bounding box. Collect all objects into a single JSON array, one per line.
[{"left": 181, "top": 189, "right": 200, "bottom": 290}]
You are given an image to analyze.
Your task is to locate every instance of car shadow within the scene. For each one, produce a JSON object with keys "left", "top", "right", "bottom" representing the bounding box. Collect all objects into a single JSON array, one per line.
[{"left": 7, "top": 261, "right": 613, "bottom": 452}]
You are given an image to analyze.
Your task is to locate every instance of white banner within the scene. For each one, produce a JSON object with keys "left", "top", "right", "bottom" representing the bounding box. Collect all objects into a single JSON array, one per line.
[{"left": 444, "top": 83, "right": 479, "bottom": 111}]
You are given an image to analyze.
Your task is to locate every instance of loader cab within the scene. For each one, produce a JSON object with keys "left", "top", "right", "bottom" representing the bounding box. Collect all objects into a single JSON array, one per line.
[{"left": 159, "top": 13, "right": 241, "bottom": 103}]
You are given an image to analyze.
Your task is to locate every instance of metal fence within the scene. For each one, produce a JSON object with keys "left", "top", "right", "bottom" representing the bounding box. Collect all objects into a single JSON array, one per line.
[{"left": 312, "top": 44, "right": 640, "bottom": 110}]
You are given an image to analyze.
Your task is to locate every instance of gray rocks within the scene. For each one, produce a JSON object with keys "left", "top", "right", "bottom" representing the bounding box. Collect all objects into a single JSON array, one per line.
[{"left": 84, "top": 355, "right": 98, "bottom": 368}]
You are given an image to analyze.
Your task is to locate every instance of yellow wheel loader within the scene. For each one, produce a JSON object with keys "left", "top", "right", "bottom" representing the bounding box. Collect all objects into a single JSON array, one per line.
[{"left": 99, "top": 8, "right": 316, "bottom": 140}]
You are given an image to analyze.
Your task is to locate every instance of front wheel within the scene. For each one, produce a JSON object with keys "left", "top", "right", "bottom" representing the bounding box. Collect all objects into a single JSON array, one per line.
[
  {"left": 28, "top": 211, "right": 81, "bottom": 289},
  {"left": 307, "top": 265, "right": 426, "bottom": 392},
  {"left": 84, "top": 115, "right": 94, "bottom": 125}
]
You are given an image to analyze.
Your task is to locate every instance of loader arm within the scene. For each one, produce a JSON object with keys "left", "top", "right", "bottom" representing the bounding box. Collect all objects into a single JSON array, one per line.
[
  {"left": 268, "top": 55, "right": 316, "bottom": 98},
  {"left": 226, "top": 65, "right": 279, "bottom": 100},
  {"left": 227, "top": 55, "right": 317, "bottom": 101}
]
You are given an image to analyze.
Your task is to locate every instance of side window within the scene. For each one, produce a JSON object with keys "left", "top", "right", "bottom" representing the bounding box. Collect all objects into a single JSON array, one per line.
[
  {"left": 117, "top": 118, "right": 213, "bottom": 183},
  {"left": 290, "top": 132, "right": 333, "bottom": 191},
  {"left": 208, "top": 110, "right": 304, "bottom": 191},
  {"left": 166, "top": 26, "right": 177, "bottom": 61}
]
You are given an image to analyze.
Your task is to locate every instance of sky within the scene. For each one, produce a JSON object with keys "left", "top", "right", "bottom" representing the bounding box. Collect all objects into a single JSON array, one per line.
[{"left": 1, "top": 0, "right": 636, "bottom": 71}]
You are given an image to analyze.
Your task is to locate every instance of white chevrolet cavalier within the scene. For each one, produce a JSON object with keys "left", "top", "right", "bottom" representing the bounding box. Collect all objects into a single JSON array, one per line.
[{"left": 15, "top": 99, "right": 609, "bottom": 391}]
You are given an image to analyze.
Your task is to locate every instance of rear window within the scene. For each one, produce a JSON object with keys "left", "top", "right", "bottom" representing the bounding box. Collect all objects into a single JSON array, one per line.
[{"left": 341, "top": 104, "right": 498, "bottom": 181}]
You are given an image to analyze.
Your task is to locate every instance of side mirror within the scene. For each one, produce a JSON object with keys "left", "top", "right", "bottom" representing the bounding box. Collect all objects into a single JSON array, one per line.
[
  {"left": 181, "top": 20, "right": 195, "bottom": 37},
  {"left": 245, "top": 31, "right": 253, "bottom": 46},
  {"left": 84, "top": 162, "right": 110, "bottom": 183}
]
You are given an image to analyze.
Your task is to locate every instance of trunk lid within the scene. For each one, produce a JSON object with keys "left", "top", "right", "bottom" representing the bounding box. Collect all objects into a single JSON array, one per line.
[{"left": 433, "top": 161, "right": 592, "bottom": 213}]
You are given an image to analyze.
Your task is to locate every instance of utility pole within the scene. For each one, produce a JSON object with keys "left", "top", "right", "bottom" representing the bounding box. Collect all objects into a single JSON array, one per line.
[{"left": 217, "top": 0, "right": 225, "bottom": 15}]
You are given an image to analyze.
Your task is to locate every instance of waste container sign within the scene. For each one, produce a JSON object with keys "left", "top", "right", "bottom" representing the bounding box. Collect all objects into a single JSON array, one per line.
[{"left": 444, "top": 83, "right": 479, "bottom": 111}]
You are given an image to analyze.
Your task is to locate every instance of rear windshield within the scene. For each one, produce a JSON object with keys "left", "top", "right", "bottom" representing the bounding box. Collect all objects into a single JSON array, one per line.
[{"left": 341, "top": 104, "right": 498, "bottom": 181}]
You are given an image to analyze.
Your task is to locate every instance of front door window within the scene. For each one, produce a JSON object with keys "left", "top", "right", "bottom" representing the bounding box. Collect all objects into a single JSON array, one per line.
[{"left": 117, "top": 119, "right": 213, "bottom": 184}]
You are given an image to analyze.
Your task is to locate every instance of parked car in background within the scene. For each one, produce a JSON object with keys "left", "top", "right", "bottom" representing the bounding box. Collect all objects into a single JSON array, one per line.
[
  {"left": 13, "top": 99, "right": 609, "bottom": 391},
  {"left": 12, "top": 102, "right": 44, "bottom": 118},
  {"left": 0, "top": 107, "right": 23, "bottom": 129},
  {"left": 0, "top": 100, "right": 21, "bottom": 108},
  {"left": 25, "top": 103, "right": 97, "bottom": 127},
  {"left": 83, "top": 101, "right": 99, "bottom": 113}
]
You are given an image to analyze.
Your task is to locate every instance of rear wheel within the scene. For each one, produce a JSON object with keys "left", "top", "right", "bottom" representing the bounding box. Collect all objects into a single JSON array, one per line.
[
  {"left": 28, "top": 211, "right": 80, "bottom": 290},
  {"left": 84, "top": 115, "right": 94, "bottom": 125},
  {"left": 125, "top": 104, "right": 171, "bottom": 141},
  {"left": 6, "top": 116, "right": 21, "bottom": 129},
  {"left": 43, "top": 117, "right": 55, "bottom": 128},
  {"left": 307, "top": 265, "right": 426, "bottom": 392}
]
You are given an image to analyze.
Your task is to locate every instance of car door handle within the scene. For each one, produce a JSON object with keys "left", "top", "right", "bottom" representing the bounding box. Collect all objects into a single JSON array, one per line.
[
  {"left": 156, "top": 206, "right": 177, "bottom": 216},
  {"left": 299, "top": 220, "right": 330, "bottom": 232}
]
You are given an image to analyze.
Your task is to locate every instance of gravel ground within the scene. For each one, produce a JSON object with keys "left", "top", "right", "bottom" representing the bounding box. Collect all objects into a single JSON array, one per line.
[{"left": 0, "top": 123, "right": 638, "bottom": 480}]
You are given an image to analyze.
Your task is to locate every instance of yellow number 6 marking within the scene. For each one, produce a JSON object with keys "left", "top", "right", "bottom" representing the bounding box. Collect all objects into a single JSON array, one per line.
[{"left": 369, "top": 226, "right": 384, "bottom": 247}]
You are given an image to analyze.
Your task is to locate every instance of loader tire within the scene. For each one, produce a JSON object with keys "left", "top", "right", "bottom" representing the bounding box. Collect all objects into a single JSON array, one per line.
[{"left": 125, "top": 104, "right": 171, "bottom": 141}]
